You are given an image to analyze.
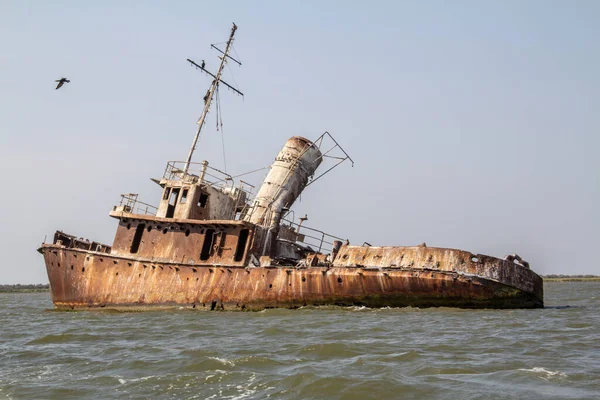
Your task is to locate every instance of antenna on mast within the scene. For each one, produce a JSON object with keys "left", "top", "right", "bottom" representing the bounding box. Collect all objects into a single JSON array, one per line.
[{"left": 183, "top": 23, "right": 243, "bottom": 176}]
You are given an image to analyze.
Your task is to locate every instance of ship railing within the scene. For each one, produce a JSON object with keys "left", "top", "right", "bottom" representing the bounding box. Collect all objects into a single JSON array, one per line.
[
  {"left": 52, "top": 230, "right": 112, "bottom": 253},
  {"left": 114, "top": 193, "right": 158, "bottom": 216},
  {"left": 163, "top": 161, "right": 234, "bottom": 190},
  {"left": 280, "top": 218, "right": 346, "bottom": 254},
  {"left": 230, "top": 180, "right": 256, "bottom": 219}
]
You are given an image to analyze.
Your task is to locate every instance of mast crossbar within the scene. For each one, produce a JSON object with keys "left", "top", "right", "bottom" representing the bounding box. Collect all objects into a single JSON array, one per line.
[
  {"left": 183, "top": 23, "right": 241, "bottom": 176},
  {"left": 210, "top": 44, "right": 242, "bottom": 66},
  {"left": 186, "top": 59, "right": 243, "bottom": 96}
]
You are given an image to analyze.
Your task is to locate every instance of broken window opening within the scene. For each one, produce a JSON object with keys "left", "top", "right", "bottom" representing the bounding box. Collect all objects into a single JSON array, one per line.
[
  {"left": 169, "top": 188, "right": 180, "bottom": 206},
  {"left": 200, "top": 229, "right": 215, "bottom": 261},
  {"left": 180, "top": 188, "right": 188, "bottom": 204},
  {"left": 234, "top": 229, "right": 250, "bottom": 262},
  {"left": 130, "top": 224, "right": 145, "bottom": 254},
  {"left": 163, "top": 187, "right": 171, "bottom": 201},
  {"left": 198, "top": 193, "right": 209, "bottom": 208},
  {"left": 166, "top": 188, "right": 180, "bottom": 218}
]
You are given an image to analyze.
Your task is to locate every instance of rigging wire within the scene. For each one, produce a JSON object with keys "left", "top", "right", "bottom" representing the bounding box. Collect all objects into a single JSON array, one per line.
[
  {"left": 231, "top": 165, "right": 271, "bottom": 179},
  {"left": 232, "top": 45, "right": 242, "bottom": 65},
  {"left": 230, "top": 45, "right": 243, "bottom": 102},
  {"left": 225, "top": 61, "right": 241, "bottom": 96}
]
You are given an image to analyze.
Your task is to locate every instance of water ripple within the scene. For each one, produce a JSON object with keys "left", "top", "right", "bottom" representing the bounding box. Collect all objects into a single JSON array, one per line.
[{"left": 1, "top": 283, "right": 600, "bottom": 399}]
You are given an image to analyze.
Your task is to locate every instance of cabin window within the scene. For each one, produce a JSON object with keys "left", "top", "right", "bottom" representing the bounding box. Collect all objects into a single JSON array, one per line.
[
  {"left": 200, "top": 229, "right": 215, "bottom": 260},
  {"left": 180, "top": 189, "right": 188, "bottom": 204},
  {"left": 234, "top": 229, "right": 249, "bottom": 262},
  {"left": 130, "top": 224, "right": 145, "bottom": 253},
  {"left": 198, "top": 193, "right": 209, "bottom": 208},
  {"left": 166, "top": 188, "right": 180, "bottom": 218},
  {"left": 169, "top": 188, "right": 180, "bottom": 206},
  {"left": 163, "top": 187, "right": 171, "bottom": 200}
]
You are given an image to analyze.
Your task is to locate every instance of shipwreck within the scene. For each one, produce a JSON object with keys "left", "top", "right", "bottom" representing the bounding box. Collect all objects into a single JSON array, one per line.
[{"left": 38, "top": 24, "right": 543, "bottom": 310}]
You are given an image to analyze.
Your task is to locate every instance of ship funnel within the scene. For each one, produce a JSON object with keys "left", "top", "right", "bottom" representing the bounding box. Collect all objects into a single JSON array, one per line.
[{"left": 245, "top": 137, "right": 322, "bottom": 227}]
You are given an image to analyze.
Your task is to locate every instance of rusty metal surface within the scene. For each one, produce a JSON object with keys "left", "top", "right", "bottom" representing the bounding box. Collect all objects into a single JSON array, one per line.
[
  {"left": 108, "top": 214, "right": 254, "bottom": 266},
  {"left": 52, "top": 231, "right": 111, "bottom": 253},
  {"left": 245, "top": 137, "right": 322, "bottom": 227},
  {"left": 40, "top": 243, "right": 543, "bottom": 310},
  {"left": 333, "top": 245, "right": 543, "bottom": 302}
]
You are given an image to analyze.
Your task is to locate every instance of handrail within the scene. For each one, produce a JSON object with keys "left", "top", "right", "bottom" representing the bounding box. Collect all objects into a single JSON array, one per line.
[
  {"left": 280, "top": 218, "right": 345, "bottom": 253},
  {"left": 163, "top": 161, "right": 234, "bottom": 186},
  {"left": 115, "top": 194, "right": 158, "bottom": 216}
]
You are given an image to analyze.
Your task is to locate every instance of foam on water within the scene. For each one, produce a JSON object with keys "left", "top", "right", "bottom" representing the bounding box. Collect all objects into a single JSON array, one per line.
[
  {"left": 519, "top": 367, "right": 568, "bottom": 380},
  {"left": 209, "top": 357, "right": 236, "bottom": 367}
]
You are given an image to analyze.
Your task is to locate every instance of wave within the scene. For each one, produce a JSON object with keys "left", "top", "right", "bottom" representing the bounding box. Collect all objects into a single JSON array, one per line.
[
  {"left": 117, "top": 375, "right": 158, "bottom": 384},
  {"left": 26, "top": 333, "right": 100, "bottom": 345},
  {"left": 518, "top": 367, "right": 567, "bottom": 380}
]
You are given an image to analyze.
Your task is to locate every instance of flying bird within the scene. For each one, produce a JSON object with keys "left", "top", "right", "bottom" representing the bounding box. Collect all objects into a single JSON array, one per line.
[{"left": 55, "top": 77, "right": 70, "bottom": 90}]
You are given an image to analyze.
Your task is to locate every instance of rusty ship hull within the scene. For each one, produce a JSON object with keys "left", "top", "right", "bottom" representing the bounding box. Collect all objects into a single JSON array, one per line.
[{"left": 39, "top": 232, "right": 542, "bottom": 310}]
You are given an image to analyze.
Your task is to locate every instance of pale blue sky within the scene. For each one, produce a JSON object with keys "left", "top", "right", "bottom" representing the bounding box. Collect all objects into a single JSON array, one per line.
[{"left": 0, "top": 1, "right": 598, "bottom": 283}]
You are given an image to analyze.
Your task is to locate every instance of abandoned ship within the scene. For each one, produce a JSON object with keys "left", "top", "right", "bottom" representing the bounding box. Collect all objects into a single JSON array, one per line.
[{"left": 38, "top": 24, "right": 543, "bottom": 310}]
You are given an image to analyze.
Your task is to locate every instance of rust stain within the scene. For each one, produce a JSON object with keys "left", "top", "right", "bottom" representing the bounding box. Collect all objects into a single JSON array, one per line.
[{"left": 40, "top": 241, "right": 542, "bottom": 310}]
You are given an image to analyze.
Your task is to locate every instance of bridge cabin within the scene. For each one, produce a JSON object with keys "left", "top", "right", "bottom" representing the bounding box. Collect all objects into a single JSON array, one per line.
[{"left": 108, "top": 161, "right": 255, "bottom": 266}]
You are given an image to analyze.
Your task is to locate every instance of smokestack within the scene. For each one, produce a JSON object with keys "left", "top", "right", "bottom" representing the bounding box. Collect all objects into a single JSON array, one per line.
[{"left": 245, "top": 136, "right": 322, "bottom": 227}]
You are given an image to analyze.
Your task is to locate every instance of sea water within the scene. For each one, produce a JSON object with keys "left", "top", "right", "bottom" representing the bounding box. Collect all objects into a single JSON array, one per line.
[{"left": 0, "top": 282, "right": 598, "bottom": 399}]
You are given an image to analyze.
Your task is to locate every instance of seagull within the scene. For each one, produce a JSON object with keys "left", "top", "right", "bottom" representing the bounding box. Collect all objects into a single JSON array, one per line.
[{"left": 55, "top": 77, "right": 70, "bottom": 90}]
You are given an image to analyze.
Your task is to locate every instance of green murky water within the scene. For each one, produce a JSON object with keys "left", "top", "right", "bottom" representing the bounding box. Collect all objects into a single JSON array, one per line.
[{"left": 1, "top": 282, "right": 599, "bottom": 399}]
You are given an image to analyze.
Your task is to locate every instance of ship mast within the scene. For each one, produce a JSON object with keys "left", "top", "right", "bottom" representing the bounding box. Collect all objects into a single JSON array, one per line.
[{"left": 183, "top": 23, "right": 243, "bottom": 176}]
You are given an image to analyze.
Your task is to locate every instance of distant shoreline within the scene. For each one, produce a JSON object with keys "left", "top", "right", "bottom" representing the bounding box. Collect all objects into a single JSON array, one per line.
[
  {"left": 543, "top": 277, "right": 600, "bottom": 282},
  {"left": 0, "top": 284, "right": 49, "bottom": 293}
]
